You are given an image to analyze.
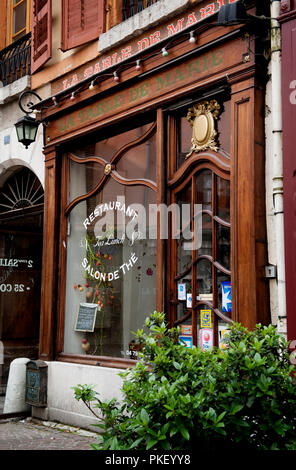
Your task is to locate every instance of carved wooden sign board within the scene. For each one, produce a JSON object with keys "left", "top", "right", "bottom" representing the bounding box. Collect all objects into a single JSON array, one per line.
[{"left": 47, "top": 36, "right": 249, "bottom": 144}]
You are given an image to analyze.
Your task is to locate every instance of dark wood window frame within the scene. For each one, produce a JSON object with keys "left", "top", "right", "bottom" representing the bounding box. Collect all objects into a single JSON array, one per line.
[{"left": 55, "top": 116, "right": 162, "bottom": 369}]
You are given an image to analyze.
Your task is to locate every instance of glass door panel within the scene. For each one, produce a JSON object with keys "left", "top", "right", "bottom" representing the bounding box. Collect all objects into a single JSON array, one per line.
[
  {"left": 196, "top": 214, "right": 212, "bottom": 257},
  {"left": 176, "top": 182, "right": 192, "bottom": 275},
  {"left": 196, "top": 170, "right": 212, "bottom": 210},
  {"left": 176, "top": 274, "right": 192, "bottom": 322},
  {"left": 170, "top": 166, "right": 231, "bottom": 348},
  {"left": 216, "top": 177, "right": 230, "bottom": 222},
  {"left": 196, "top": 258, "right": 213, "bottom": 299},
  {"left": 216, "top": 224, "right": 230, "bottom": 271}
]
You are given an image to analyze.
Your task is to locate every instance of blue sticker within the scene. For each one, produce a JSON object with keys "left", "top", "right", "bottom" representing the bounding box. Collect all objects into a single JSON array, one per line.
[
  {"left": 179, "top": 336, "right": 193, "bottom": 348},
  {"left": 222, "top": 281, "right": 232, "bottom": 313}
]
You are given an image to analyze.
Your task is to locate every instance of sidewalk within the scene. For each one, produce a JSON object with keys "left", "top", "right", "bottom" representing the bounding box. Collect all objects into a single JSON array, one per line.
[{"left": 0, "top": 417, "right": 97, "bottom": 450}]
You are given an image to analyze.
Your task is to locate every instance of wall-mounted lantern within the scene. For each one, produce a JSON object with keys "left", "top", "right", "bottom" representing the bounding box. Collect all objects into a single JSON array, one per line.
[{"left": 15, "top": 91, "right": 42, "bottom": 148}]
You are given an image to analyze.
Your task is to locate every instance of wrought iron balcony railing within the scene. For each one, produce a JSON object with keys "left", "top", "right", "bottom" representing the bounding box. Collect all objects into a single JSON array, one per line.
[
  {"left": 122, "top": 0, "right": 159, "bottom": 21},
  {"left": 0, "top": 33, "right": 31, "bottom": 87}
]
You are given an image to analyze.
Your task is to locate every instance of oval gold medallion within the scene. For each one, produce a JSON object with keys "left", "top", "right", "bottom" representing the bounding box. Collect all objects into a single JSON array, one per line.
[
  {"left": 194, "top": 114, "right": 209, "bottom": 143},
  {"left": 186, "top": 100, "right": 220, "bottom": 158}
]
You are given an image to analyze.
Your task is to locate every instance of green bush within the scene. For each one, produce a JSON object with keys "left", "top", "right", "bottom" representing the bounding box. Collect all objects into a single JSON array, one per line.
[{"left": 73, "top": 312, "right": 296, "bottom": 450}]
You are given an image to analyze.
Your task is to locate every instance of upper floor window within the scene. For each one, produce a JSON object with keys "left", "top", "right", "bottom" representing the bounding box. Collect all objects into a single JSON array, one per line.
[{"left": 8, "top": 0, "right": 31, "bottom": 43}]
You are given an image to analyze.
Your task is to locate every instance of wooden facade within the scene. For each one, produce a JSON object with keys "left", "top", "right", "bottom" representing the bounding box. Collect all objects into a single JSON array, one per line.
[{"left": 35, "top": 1, "right": 270, "bottom": 364}]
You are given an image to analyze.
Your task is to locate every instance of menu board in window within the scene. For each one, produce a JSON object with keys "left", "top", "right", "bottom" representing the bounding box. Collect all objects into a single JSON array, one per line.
[{"left": 75, "top": 303, "right": 98, "bottom": 332}]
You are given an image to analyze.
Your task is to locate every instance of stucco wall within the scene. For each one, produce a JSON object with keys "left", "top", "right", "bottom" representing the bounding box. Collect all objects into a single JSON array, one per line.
[
  {"left": 32, "top": 362, "right": 124, "bottom": 431},
  {"left": 0, "top": 76, "right": 45, "bottom": 187}
]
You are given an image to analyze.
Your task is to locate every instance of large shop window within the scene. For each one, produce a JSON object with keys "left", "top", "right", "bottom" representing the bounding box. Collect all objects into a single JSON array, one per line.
[{"left": 62, "top": 122, "right": 157, "bottom": 359}]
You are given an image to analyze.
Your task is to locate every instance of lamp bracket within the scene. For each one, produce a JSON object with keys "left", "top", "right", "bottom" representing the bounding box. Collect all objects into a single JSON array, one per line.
[{"left": 18, "top": 91, "right": 42, "bottom": 115}]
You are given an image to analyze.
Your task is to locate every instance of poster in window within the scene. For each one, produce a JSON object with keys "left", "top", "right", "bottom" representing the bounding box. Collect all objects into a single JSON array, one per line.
[
  {"left": 181, "top": 325, "right": 192, "bottom": 336},
  {"left": 222, "top": 281, "right": 232, "bottom": 313},
  {"left": 178, "top": 283, "right": 186, "bottom": 300},
  {"left": 219, "top": 324, "right": 230, "bottom": 350},
  {"left": 200, "top": 309, "right": 212, "bottom": 329},
  {"left": 199, "top": 328, "right": 213, "bottom": 351},
  {"left": 186, "top": 292, "right": 192, "bottom": 308},
  {"left": 179, "top": 336, "right": 193, "bottom": 348}
]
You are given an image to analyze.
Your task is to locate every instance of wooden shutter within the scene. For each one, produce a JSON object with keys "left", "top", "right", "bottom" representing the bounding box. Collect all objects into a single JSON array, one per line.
[
  {"left": 61, "top": 0, "right": 105, "bottom": 51},
  {"left": 31, "top": 0, "right": 52, "bottom": 73}
]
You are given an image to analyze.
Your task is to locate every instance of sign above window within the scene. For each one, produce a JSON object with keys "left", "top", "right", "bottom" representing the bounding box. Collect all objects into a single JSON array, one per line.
[{"left": 51, "top": 0, "right": 239, "bottom": 94}]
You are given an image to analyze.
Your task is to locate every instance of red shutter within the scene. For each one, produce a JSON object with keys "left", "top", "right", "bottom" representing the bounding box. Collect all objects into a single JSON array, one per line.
[
  {"left": 61, "top": 0, "right": 105, "bottom": 51},
  {"left": 31, "top": 0, "right": 52, "bottom": 73}
]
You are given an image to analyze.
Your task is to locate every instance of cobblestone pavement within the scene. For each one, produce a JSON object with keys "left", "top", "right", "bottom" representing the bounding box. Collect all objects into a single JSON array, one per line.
[{"left": 0, "top": 417, "right": 97, "bottom": 450}]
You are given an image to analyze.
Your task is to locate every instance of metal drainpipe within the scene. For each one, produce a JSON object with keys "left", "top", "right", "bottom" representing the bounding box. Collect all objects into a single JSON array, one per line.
[{"left": 270, "top": 0, "right": 287, "bottom": 333}]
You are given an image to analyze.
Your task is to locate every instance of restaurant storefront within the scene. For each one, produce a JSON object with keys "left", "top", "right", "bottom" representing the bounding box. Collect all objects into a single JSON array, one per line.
[{"left": 35, "top": 0, "right": 270, "bottom": 372}]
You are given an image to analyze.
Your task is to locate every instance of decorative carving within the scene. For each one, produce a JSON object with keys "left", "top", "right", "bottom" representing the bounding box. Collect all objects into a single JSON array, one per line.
[
  {"left": 186, "top": 100, "right": 221, "bottom": 158},
  {"left": 104, "top": 163, "right": 112, "bottom": 175}
]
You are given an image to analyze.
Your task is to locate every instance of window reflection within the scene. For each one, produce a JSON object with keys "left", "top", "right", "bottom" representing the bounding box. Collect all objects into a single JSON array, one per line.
[
  {"left": 217, "top": 177, "right": 230, "bottom": 222},
  {"left": 196, "top": 259, "right": 213, "bottom": 298},
  {"left": 69, "top": 161, "right": 104, "bottom": 204},
  {"left": 116, "top": 130, "right": 156, "bottom": 181},
  {"left": 196, "top": 170, "right": 212, "bottom": 211},
  {"left": 216, "top": 224, "right": 230, "bottom": 271},
  {"left": 176, "top": 183, "right": 192, "bottom": 276},
  {"left": 196, "top": 214, "right": 212, "bottom": 257}
]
